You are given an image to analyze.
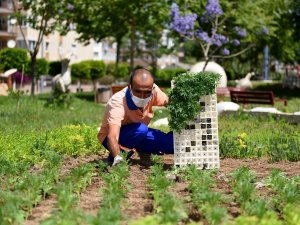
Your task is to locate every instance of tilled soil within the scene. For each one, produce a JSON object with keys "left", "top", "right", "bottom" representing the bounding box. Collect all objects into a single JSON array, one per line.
[{"left": 24, "top": 154, "right": 300, "bottom": 224}]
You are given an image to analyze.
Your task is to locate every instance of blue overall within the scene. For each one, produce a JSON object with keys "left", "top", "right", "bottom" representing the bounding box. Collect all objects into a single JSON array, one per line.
[{"left": 102, "top": 88, "right": 174, "bottom": 160}]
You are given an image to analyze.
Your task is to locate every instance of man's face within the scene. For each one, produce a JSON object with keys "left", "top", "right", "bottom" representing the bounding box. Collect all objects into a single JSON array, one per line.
[{"left": 130, "top": 73, "right": 154, "bottom": 99}]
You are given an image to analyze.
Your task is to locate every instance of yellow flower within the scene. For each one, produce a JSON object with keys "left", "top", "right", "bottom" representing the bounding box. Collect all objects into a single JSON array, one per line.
[
  {"left": 239, "top": 132, "right": 247, "bottom": 139},
  {"left": 71, "top": 135, "right": 84, "bottom": 142}
]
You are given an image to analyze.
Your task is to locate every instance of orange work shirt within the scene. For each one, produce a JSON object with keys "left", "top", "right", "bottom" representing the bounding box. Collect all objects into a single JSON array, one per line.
[{"left": 98, "top": 84, "right": 168, "bottom": 143}]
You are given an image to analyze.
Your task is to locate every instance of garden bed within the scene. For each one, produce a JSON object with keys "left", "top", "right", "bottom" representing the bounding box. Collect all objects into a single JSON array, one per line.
[{"left": 18, "top": 154, "right": 300, "bottom": 225}]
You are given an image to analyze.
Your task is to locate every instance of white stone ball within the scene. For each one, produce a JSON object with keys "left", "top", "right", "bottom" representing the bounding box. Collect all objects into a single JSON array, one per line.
[{"left": 190, "top": 61, "right": 227, "bottom": 87}]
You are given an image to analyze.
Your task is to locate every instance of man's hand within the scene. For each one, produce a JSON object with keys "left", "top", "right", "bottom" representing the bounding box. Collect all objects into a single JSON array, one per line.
[{"left": 112, "top": 155, "right": 123, "bottom": 167}]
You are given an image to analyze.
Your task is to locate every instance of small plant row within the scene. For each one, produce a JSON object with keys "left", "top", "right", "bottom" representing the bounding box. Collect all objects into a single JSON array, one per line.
[
  {"left": 229, "top": 166, "right": 270, "bottom": 218},
  {"left": 91, "top": 160, "right": 130, "bottom": 225},
  {"left": 146, "top": 156, "right": 187, "bottom": 224},
  {"left": 40, "top": 163, "right": 96, "bottom": 225},
  {"left": 265, "top": 169, "right": 300, "bottom": 210},
  {"left": 225, "top": 167, "right": 300, "bottom": 225},
  {"left": 0, "top": 151, "right": 62, "bottom": 225},
  {"left": 184, "top": 165, "right": 228, "bottom": 225}
]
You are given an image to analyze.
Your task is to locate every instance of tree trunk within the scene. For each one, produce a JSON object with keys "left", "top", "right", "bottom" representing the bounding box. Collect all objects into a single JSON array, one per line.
[
  {"left": 116, "top": 36, "right": 122, "bottom": 67},
  {"left": 130, "top": 23, "right": 136, "bottom": 73},
  {"left": 151, "top": 53, "right": 158, "bottom": 75},
  {"left": 93, "top": 80, "right": 97, "bottom": 92},
  {"left": 30, "top": 56, "right": 37, "bottom": 96}
]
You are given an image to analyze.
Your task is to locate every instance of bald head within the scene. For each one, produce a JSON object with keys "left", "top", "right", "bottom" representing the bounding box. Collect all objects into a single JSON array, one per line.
[
  {"left": 130, "top": 68, "right": 154, "bottom": 86},
  {"left": 130, "top": 68, "right": 154, "bottom": 99}
]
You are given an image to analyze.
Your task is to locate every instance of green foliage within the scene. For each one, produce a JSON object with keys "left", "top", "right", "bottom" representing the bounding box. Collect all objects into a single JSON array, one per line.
[
  {"left": 225, "top": 211, "right": 283, "bottom": 225},
  {"left": 85, "top": 60, "right": 106, "bottom": 81},
  {"left": 155, "top": 68, "right": 187, "bottom": 81},
  {"left": 184, "top": 165, "right": 228, "bottom": 225},
  {"left": 106, "top": 62, "right": 130, "bottom": 80},
  {"left": 47, "top": 124, "right": 100, "bottom": 157},
  {"left": 0, "top": 150, "right": 62, "bottom": 224},
  {"left": 49, "top": 60, "right": 62, "bottom": 76},
  {"left": 148, "top": 162, "right": 187, "bottom": 224},
  {"left": 129, "top": 216, "right": 161, "bottom": 225},
  {"left": 8, "top": 89, "right": 26, "bottom": 113},
  {"left": 45, "top": 86, "right": 72, "bottom": 109},
  {"left": 154, "top": 68, "right": 187, "bottom": 87},
  {"left": 94, "top": 161, "right": 130, "bottom": 225},
  {"left": 219, "top": 113, "right": 300, "bottom": 162},
  {"left": 283, "top": 204, "right": 300, "bottom": 225},
  {"left": 27, "top": 58, "right": 49, "bottom": 77},
  {"left": 115, "top": 63, "right": 130, "bottom": 79},
  {"left": 230, "top": 166, "right": 270, "bottom": 218},
  {"left": 41, "top": 164, "right": 95, "bottom": 225},
  {"left": 265, "top": 170, "right": 300, "bottom": 210},
  {"left": 268, "top": 131, "right": 300, "bottom": 162},
  {"left": 99, "top": 75, "right": 115, "bottom": 85},
  {"left": 71, "top": 61, "right": 90, "bottom": 80},
  {"left": 0, "top": 48, "right": 28, "bottom": 72},
  {"left": 168, "top": 72, "right": 220, "bottom": 132},
  {"left": 71, "top": 60, "right": 106, "bottom": 81}
]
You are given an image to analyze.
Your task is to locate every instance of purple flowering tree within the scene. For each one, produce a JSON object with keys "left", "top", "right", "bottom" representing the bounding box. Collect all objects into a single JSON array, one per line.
[
  {"left": 12, "top": 0, "right": 74, "bottom": 95},
  {"left": 170, "top": 0, "right": 261, "bottom": 70}
]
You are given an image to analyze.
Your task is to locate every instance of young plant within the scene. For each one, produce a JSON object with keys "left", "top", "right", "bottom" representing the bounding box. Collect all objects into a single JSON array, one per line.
[
  {"left": 230, "top": 166, "right": 270, "bottom": 218},
  {"left": 184, "top": 165, "right": 228, "bottom": 225},
  {"left": 167, "top": 71, "right": 220, "bottom": 132},
  {"left": 147, "top": 160, "right": 187, "bottom": 224},
  {"left": 265, "top": 169, "right": 300, "bottom": 210}
]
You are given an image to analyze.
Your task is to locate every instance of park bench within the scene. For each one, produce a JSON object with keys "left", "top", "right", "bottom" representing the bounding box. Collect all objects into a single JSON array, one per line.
[{"left": 230, "top": 90, "right": 287, "bottom": 106}]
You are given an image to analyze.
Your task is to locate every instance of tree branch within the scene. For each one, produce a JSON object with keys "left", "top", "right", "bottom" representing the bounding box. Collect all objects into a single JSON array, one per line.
[
  {"left": 12, "top": 0, "right": 30, "bottom": 53},
  {"left": 212, "top": 43, "right": 255, "bottom": 59}
]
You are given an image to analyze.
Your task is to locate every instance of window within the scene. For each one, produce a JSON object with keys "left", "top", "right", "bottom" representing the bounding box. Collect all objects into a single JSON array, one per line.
[
  {"left": 0, "top": 16, "right": 8, "bottom": 31},
  {"left": 45, "top": 42, "right": 49, "bottom": 51},
  {"left": 16, "top": 40, "right": 26, "bottom": 49},
  {"left": 93, "top": 52, "right": 99, "bottom": 58},
  {"left": 28, "top": 40, "right": 36, "bottom": 51}
]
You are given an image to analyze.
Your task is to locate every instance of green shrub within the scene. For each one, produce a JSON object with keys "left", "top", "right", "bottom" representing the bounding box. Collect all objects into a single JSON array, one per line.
[
  {"left": 0, "top": 48, "right": 28, "bottom": 72},
  {"left": 71, "top": 62, "right": 90, "bottom": 80},
  {"left": 47, "top": 124, "right": 100, "bottom": 156},
  {"left": 99, "top": 75, "right": 115, "bottom": 85},
  {"left": 85, "top": 60, "right": 106, "bottom": 81},
  {"left": 27, "top": 58, "right": 49, "bottom": 77},
  {"left": 105, "top": 63, "right": 115, "bottom": 76},
  {"left": 49, "top": 61, "right": 61, "bottom": 76},
  {"left": 270, "top": 72, "right": 283, "bottom": 81},
  {"left": 155, "top": 68, "right": 186, "bottom": 81},
  {"left": 105, "top": 62, "right": 130, "bottom": 80},
  {"left": 116, "top": 63, "right": 130, "bottom": 79},
  {"left": 168, "top": 71, "right": 220, "bottom": 132}
]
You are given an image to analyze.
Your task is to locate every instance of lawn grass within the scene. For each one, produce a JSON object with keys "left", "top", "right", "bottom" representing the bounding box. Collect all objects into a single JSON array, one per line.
[
  {"left": 1, "top": 90, "right": 299, "bottom": 164},
  {"left": 0, "top": 92, "right": 105, "bottom": 135}
]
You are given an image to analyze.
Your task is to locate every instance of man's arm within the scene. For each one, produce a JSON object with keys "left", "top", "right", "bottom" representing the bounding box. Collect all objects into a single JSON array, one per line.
[
  {"left": 153, "top": 84, "right": 169, "bottom": 106},
  {"left": 107, "top": 123, "right": 121, "bottom": 158}
]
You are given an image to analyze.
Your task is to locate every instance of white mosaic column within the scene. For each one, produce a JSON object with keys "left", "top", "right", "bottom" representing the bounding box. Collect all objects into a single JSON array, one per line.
[{"left": 173, "top": 94, "right": 220, "bottom": 169}]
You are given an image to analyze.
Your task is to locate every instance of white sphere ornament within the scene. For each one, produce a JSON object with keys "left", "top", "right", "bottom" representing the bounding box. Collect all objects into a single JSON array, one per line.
[
  {"left": 190, "top": 61, "right": 227, "bottom": 87},
  {"left": 7, "top": 40, "right": 16, "bottom": 48}
]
